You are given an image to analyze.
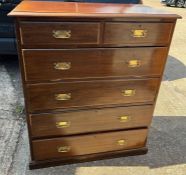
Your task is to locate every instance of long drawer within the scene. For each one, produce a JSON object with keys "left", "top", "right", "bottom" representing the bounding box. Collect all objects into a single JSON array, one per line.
[
  {"left": 26, "top": 78, "right": 159, "bottom": 112},
  {"left": 23, "top": 47, "right": 168, "bottom": 82},
  {"left": 32, "top": 129, "right": 148, "bottom": 161},
  {"left": 19, "top": 22, "right": 100, "bottom": 46},
  {"left": 30, "top": 105, "right": 153, "bottom": 138},
  {"left": 104, "top": 22, "right": 173, "bottom": 46}
]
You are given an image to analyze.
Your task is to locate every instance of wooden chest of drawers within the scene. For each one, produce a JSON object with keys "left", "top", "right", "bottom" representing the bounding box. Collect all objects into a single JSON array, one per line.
[{"left": 9, "top": 1, "right": 180, "bottom": 169}]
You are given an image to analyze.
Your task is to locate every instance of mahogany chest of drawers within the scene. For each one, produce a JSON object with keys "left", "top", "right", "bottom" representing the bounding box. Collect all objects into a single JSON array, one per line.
[{"left": 9, "top": 1, "right": 180, "bottom": 169}]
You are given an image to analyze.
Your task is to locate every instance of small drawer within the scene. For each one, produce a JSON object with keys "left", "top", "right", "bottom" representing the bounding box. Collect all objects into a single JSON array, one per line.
[
  {"left": 20, "top": 22, "right": 100, "bottom": 46},
  {"left": 23, "top": 47, "right": 168, "bottom": 82},
  {"left": 30, "top": 105, "right": 153, "bottom": 138},
  {"left": 26, "top": 78, "right": 159, "bottom": 112},
  {"left": 104, "top": 22, "right": 173, "bottom": 46},
  {"left": 32, "top": 129, "right": 148, "bottom": 161}
]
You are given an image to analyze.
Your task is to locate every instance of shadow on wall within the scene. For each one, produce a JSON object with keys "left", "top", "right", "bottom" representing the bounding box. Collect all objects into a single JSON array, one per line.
[
  {"left": 163, "top": 55, "right": 186, "bottom": 81},
  {"left": 29, "top": 116, "right": 186, "bottom": 175}
]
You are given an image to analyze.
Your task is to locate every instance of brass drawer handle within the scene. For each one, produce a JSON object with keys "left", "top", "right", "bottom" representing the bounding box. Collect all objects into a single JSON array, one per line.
[
  {"left": 54, "top": 62, "right": 71, "bottom": 70},
  {"left": 117, "top": 139, "right": 126, "bottom": 146},
  {"left": 132, "top": 29, "right": 147, "bottom": 38},
  {"left": 128, "top": 60, "right": 141, "bottom": 68},
  {"left": 119, "top": 115, "right": 130, "bottom": 122},
  {"left": 121, "top": 89, "right": 136, "bottom": 97},
  {"left": 55, "top": 93, "right": 71, "bottom": 101},
  {"left": 56, "top": 121, "right": 71, "bottom": 128},
  {"left": 53, "top": 30, "right": 71, "bottom": 39},
  {"left": 58, "top": 146, "right": 71, "bottom": 153}
]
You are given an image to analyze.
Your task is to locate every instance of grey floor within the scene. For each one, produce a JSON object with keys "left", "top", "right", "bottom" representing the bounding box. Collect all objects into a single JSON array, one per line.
[{"left": 0, "top": 0, "right": 186, "bottom": 174}]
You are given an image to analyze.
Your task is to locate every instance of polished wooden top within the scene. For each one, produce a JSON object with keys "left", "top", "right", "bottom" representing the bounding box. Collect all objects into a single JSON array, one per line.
[{"left": 9, "top": 1, "right": 181, "bottom": 18}]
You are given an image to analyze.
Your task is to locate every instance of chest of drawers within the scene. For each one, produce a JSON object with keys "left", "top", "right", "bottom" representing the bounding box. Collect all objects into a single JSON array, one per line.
[{"left": 9, "top": 1, "right": 180, "bottom": 169}]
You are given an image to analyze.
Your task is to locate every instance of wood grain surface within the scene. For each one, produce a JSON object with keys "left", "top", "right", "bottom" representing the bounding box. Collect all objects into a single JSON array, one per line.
[
  {"left": 20, "top": 22, "right": 101, "bottom": 46},
  {"left": 23, "top": 47, "right": 168, "bottom": 82},
  {"left": 30, "top": 105, "right": 153, "bottom": 138},
  {"left": 104, "top": 22, "right": 173, "bottom": 46},
  {"left": 8, "top": 1, "right": 181, "bottom": 19},
  {"left": 19, "top": 21, "right": 174, "bottom": 47},
  {"left": 26, "top": 78, "right": 159, "bottom": 112},
  {"left": 32, "top": 129, "right": 148, "bottom": 161}
]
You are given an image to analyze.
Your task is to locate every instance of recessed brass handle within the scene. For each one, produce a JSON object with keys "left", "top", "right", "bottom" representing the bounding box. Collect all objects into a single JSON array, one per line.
[
  {"left": 54, "top": 62, "right": 71, "bottom": 70},
  {"left": 117, "top": 139, "right": 126, "bottom": 146},
  {"left": 53, "top": 30, "right": 71, "bottom": 39},
  {"left": 121, "top": 89, "right": 136, "bottom": 97},
  {"left": 128, "top": 60, "right": 141, "bottom": 68},
  {"left": 55, "top": 93, "right": 71, "bottom": 101},
  {"left": 56, "top": 121, "right": 71, "bottom": 128},
  {"left": 132, "top": 29, "right": 147, "bottom": 38},
  {"left": 119, "top": 115, "right": 130, "bottom": 122},
  {"left": 58, "top": 146, "right": 71, "bottom": 153}
]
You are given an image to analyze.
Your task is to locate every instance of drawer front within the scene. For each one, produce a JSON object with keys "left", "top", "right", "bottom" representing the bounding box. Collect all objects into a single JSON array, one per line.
[
  {"left": 27, "top": 79, "right": 159, "bottom": 112},
  {"left": 20, "top": 22, "right": 100, "bottom": 46},
  {"left": 23, "top": 47, "right": 168, "bottom": 82},
  {"left": 30, "top": 105, "right": 153, "bottom": 138},
  {"left": 32, "top": 129, "right": 148, "bottom": 161},
  {"left": 104, "top": 22, "right": 173, "bottom": 46}
]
